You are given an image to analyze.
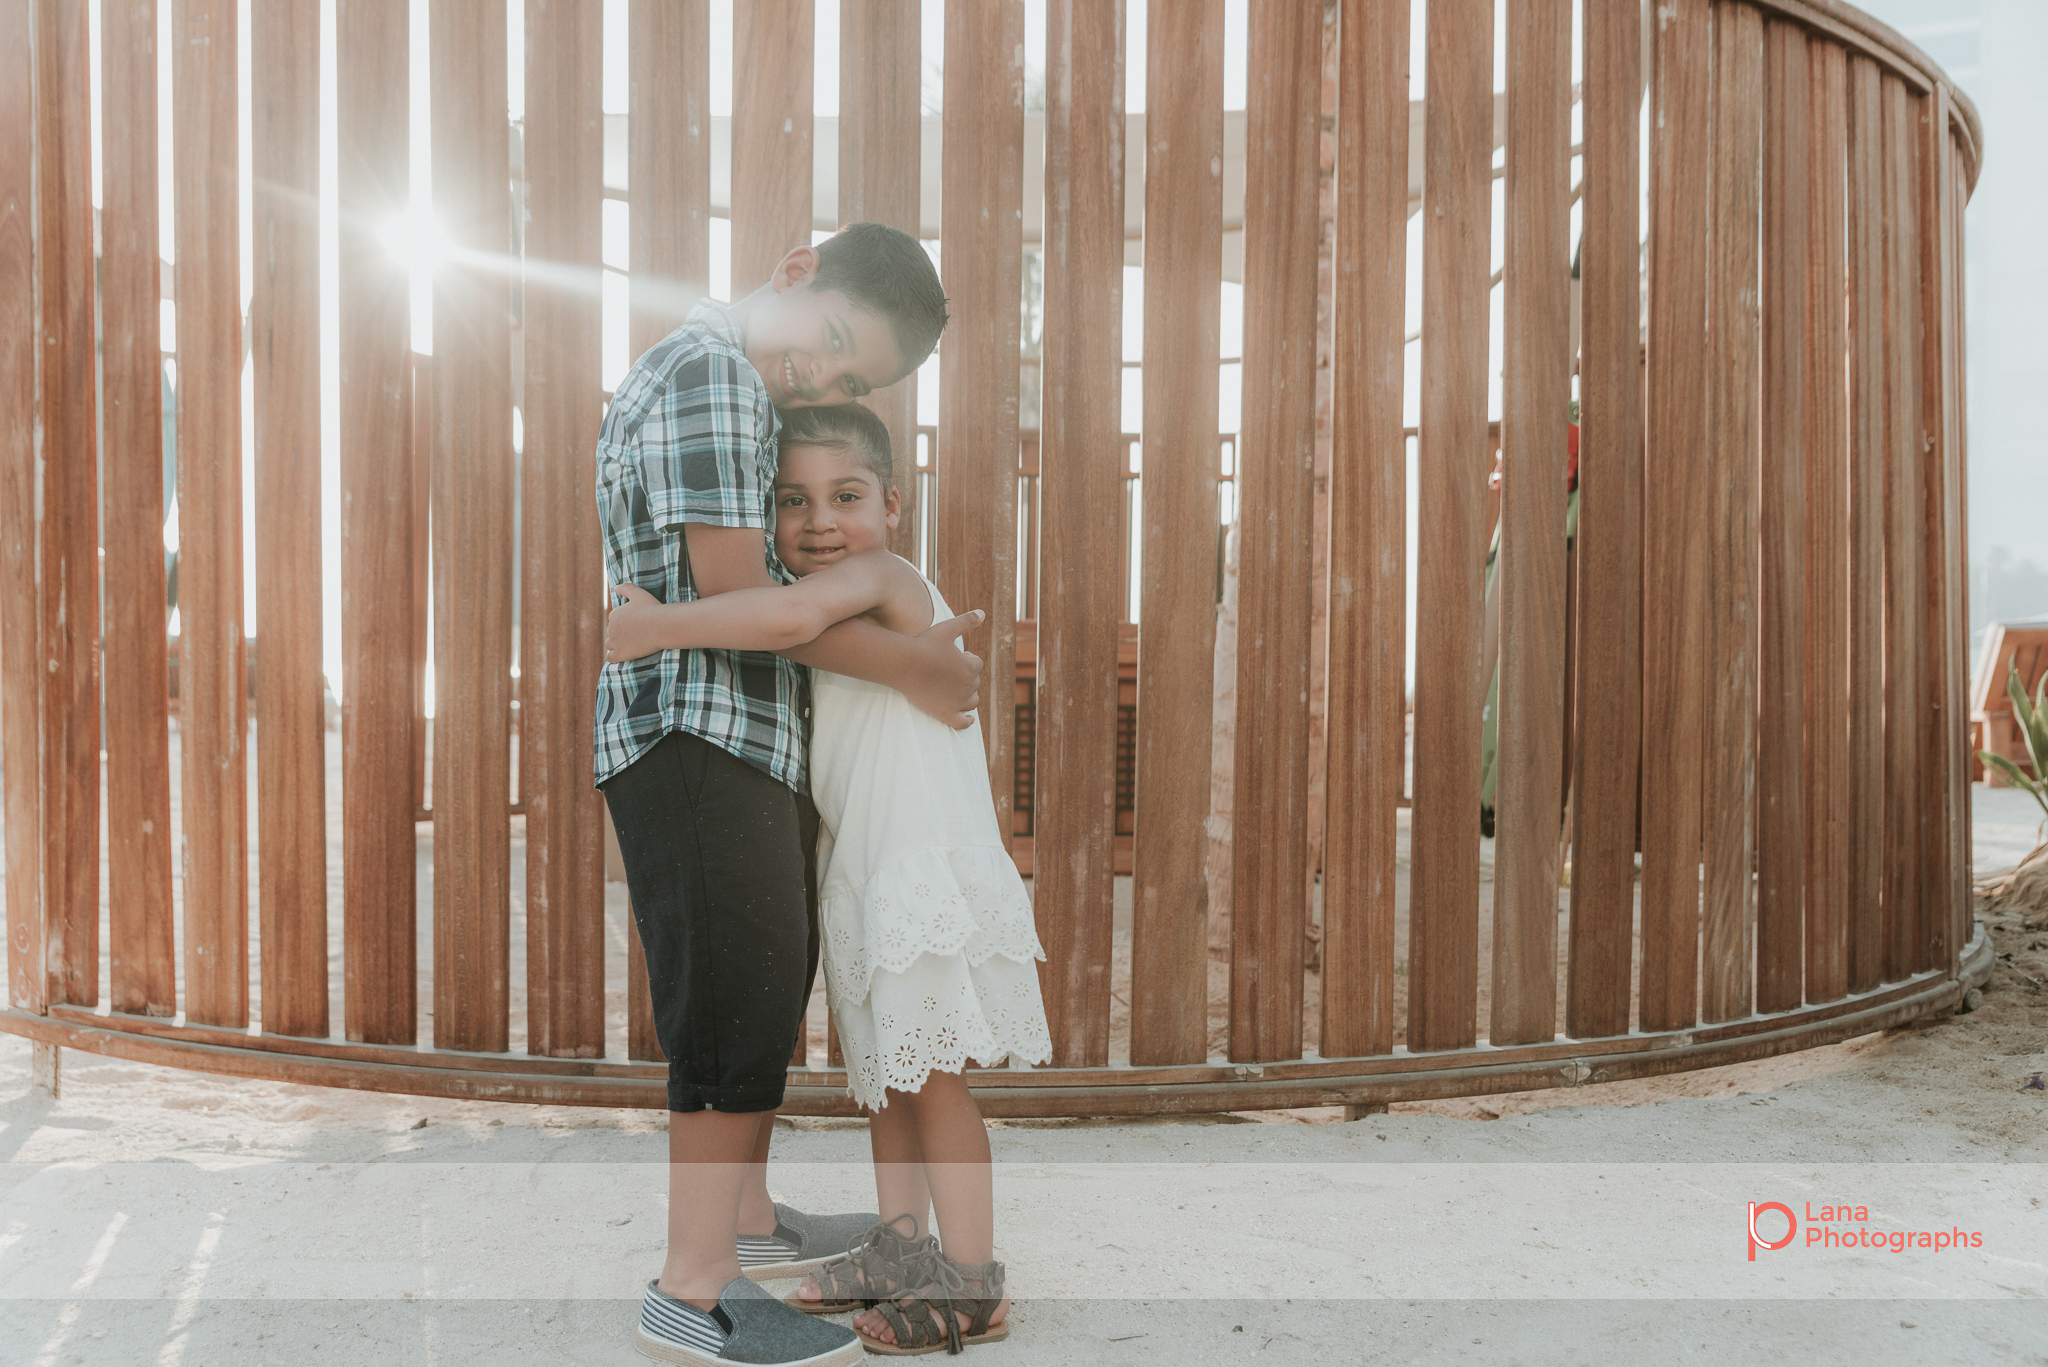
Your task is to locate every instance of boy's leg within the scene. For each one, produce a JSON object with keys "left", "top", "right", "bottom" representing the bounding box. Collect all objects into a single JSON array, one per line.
[
  {"left": 738, "top": 794, "right": 823, "bottom": 1237},
  {"left": 604, "top": 734, "right": 814, "bottom": 1299}
]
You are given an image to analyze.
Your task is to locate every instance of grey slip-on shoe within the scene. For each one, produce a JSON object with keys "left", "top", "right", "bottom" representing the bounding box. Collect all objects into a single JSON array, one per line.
[
  {"left": 739, "top": 1202, "right": 883, "bottom": 1282},
  {"left": 635, "top": 1276, "right": 863, "bottom": 1367}
]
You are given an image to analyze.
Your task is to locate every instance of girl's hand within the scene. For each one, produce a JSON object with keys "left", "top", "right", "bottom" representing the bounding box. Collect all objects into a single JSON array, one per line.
[{"left": 605, "top": 583, "right": 667, "bottom": 663}]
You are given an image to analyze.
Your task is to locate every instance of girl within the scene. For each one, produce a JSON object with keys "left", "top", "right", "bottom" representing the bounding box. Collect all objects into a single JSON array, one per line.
[{"left": 606, "top": 402, "right": 1051, "bottom": 1356}]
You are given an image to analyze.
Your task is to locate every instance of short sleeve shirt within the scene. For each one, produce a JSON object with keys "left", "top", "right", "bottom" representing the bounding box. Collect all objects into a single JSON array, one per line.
[{"left": 591, "top": 300, "right": 808, "bottom": 792}]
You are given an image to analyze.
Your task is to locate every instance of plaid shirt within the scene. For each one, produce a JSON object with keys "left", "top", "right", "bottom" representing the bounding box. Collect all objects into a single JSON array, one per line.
[{"left": 591, "top": 300, "right": 808, "bottom": 791}]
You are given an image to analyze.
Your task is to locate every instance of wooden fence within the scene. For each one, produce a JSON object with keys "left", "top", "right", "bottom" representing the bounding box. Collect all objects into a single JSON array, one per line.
[{"left": 1, "top": 0, "right": 1993, "bottom": 1114}]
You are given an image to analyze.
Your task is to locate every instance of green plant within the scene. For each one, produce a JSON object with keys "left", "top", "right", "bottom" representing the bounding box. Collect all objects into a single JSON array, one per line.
[{"left": 1978, "top": 660, "right": 2048, "bottom": 823}]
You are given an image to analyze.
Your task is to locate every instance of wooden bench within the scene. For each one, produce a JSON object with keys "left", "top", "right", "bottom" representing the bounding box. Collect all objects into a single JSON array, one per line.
[{"left": 1970, "top": 621, "right": 2048, "bottom": 785}]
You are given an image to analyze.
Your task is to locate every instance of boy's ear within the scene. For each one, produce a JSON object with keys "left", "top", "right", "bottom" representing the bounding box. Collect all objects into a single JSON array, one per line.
[{"left": 769, "top": 245, "right": 822, "bottom": 294}]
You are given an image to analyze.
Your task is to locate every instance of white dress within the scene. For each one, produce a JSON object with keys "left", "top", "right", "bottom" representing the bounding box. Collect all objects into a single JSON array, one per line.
[{"left": 809, "top": 564, "right": 1052, "bottom": 1111}]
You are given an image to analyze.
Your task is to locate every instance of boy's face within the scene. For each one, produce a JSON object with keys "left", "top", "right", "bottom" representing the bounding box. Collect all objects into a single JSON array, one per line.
[
  {"left": 773, "top": 442, "right": 900, "bottom": 577},
  {"left": 746, "top": 247, "right": 909, "bottom": 408}
]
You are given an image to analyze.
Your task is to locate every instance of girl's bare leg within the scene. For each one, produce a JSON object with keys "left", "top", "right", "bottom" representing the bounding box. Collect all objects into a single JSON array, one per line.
[
  {"left": 868, "top": 1091, "right": 935, "bottom": 1237},
  {"left": 791, "top": 1095, "right": 931, "bottom": 1306},
  {"left": 856, "top": 1069, "right": 1008, "bottom": 1345}
]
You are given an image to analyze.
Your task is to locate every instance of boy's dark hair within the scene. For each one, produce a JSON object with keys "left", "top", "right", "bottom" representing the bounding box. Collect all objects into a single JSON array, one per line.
[
  {"left": 811, "top": 222, "right": 949, "bottom": 376},
  {"left": 778, "top": 402, "right": 894, "bottom": 491}
]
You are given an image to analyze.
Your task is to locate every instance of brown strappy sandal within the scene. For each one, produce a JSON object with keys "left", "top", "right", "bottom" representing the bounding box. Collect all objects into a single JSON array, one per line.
[
  {"left": 783, "top": 1213, "right": 934, "bottom": 1315},
  {"left": 857, "top": 1249, "right": 1010, "bottom": 1355}
]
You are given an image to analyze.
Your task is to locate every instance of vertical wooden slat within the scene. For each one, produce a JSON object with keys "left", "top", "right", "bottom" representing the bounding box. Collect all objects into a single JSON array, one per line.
[
  {"left": 732, "top": 0, "right": 814, "bottom": 291},
  {"left": 101, "top": 0, "right": 178, "bottom": 1017},
  {"left": 840, "top": 0, "right": 923, "bottom": 563},
  {"left": 1640, "top": 0, "right": 1711, "bottom": 1033},
  {"left": 1566, "top": 0, "right": 1642, "bottom": 1041},
  {"left": 1227, "top": 0, "right": 1319, "bottom": 1064},
  {"left": 937, "top": 0, "right": 1024, "bottom": 844},
  {"left": 338, "top": 0, "right": 417, "bottom": 1045},
  {"left": 430, "top": 0, "right": 514, "bottom": 1054},
  {"left": 1756, "top": 18, "right": 1808, "bottom": 1016},
  {"left": 1877, "top": 73, "right": 1923, "bottom": 986},
  {"left": 175, "top": 0, "right": 248, "bottom": 1027},
  {"left": 626, "top": 0, "right": 708, "bottom": 1061},
  {"left": 523, "top": 0, "right": 607, "bottom": 1060},
  {"left": 1927, "top": 91, "right": 1966, "bottom": 974},
  {"left": 0, "top": 0, "right": 46, "bottom": 1018},
  {"left": 629, "top": 0, "right": 710, "bottom": 353},
  {"left": 252, "top": 0, "right": 329, "bottom": 1039},
  {"left": 32, "top": 0, "right": 102, "bottom": 1012},
  {"left": 1129, "top": 0, "right": 1221, "bottom": 1065},
  {"left": 1702, "top": 0, "right": 1762, "bottom": 1025},
  {"left": 1321, "top": 0, "right": 1407, "bottom": 1061},
  {"left": 1036, "top": 0, "right": 1122, "bottom": 1069},
  {"left": 1802, "top": 39, "right": 1850, "bottom": 1007},
  {"left": 1911, "top": 87, "right": 1947, "bottom": 975},
  {"left": 1491, "top": 0, "right": 1571, "bottom": 1046},
  {"left": 1948, "top": 135, "right": 1972, "bottom": 972},
  {"left": 1406, "top": 0, "right": 1490, "bottom": 1055},
  {"left": 1843, "top": 52, "right": 1885, "bottom": 995}
]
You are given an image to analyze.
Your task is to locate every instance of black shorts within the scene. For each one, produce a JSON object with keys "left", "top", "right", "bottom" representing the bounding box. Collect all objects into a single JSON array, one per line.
[{"left": 601, "top": 731, "right": 819, "bottom": 1113}]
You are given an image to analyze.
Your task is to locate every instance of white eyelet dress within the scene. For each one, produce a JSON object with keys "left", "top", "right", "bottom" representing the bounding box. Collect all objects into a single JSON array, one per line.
[{"left": 808, "top": 564, "right": 1052, "bottom": 1111}]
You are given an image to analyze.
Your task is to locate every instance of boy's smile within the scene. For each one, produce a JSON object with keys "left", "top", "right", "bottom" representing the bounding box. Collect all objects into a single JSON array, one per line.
[{"left": 774, "top": 443, "right": 900, "bottom": 577}]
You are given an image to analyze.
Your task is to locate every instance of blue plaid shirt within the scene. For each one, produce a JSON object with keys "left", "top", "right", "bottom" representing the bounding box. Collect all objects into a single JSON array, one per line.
[{"left": 592, "top": 301, "right": 808, "bottom": 791}]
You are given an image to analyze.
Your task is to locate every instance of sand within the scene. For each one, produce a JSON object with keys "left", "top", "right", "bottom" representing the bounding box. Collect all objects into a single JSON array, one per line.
[{"left": 1, "top": 788, "right": 2043, "bottom": 1365}]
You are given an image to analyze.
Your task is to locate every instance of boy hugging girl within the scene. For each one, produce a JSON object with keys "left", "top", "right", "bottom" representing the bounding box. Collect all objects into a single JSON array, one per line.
[{"left": 596, "top": 221, "right": 1052, "bottom": 1365}]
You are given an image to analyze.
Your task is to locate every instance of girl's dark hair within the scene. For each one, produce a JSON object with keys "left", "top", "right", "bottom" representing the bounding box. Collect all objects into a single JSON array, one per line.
[
  {"left": 811, "top": 222, "right": 949, "bottom": 374},
  {"left": 778, "top": 402, "right": 894, "bottom": 490}
]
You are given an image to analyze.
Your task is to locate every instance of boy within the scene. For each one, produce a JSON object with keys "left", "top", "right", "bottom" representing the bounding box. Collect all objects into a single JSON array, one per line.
[{"left": 595, "top": 222, "right": 972, "bottom": 1366}]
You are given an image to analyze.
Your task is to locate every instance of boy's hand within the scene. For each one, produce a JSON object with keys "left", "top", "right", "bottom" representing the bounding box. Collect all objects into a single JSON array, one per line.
[
  {"left": 605, "top": 583, "right": 668, "bottom": 663},
  {"left": 904, "top": 611, "right": 986, "bottom": 729}
]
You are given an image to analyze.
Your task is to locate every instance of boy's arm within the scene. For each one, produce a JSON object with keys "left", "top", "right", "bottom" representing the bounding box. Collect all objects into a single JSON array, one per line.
[
  {"left": 606, "top": 550, "right": 904, "bottom": 657},
  {"left": 677, "top": 523, "right": 984, "bottom": 729}
]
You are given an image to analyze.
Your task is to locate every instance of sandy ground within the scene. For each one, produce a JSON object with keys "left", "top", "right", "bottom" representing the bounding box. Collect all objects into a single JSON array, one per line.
[{"left": 1, "top": 789, "right": 2044, "bottom": 1364}]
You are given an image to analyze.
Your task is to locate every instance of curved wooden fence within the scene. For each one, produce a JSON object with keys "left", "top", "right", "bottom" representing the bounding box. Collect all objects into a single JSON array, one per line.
[{"left": 1, "top": 0, "right": 1991, "bottom": 1115}]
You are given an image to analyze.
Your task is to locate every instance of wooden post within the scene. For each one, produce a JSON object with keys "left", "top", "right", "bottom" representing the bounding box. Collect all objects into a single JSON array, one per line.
[
  {"left": 1568, "top": 0, "right": 1642, "bottom": 1041},
  {"left": 339, "top": 0, "right": 418, "bottom": 1046},
  {"left": 523, "top": 0, "right": 607, "bottom": 1060},
  {"left": 1130, "top": 0, "right": 1222, "bottom": 1066},
  {"left": 1803, "top": 38, "right": 1851, "bottom": 1007},
  {"left": 1844, "top": 52, "right": 1886, "bottom": 996},
  {"left": 1702, "top": 0, "right": 1762, "bottom": 1025},
  {"left": 0, "top": 0, "right": 47, "bottom": 1020},
  {"left": 1407, "top": 0, "right": 1490, "bottom": 1055},
  {"left": 732, "top": 0, "right": 814, "bottom": 292},
  {"left": 938, "top": 0, "right": 1024, "bottom": 841},
  {"left": 175, "top": 0, "right": 249, "bottom": 1028},
  {"left": 841, "top": 0, "right": 924, "bottom": 563},
  {"left": 1927, "top": 88, "right": 1967, "bottom": 974},
  {"left": 1491, "top": 0, "right": 1571, "bottom": 1047},
  {"left": 625, "top": 0, "right": 709, "bottom": 1063},
  {"left": 1757, "top": 19, "right": 1809, "bottom": 1016},
  {"left": 101, "top": 0, "right": 179, "bottom": 1019},
  {"left": 1321, "top": 0, "right": 1407, "bottom": 1061},
  {"left": 32, "top": 0, "right": 104, "bottom": 1013},
  {"left": 1640, "top": 0, "right": 1711, "bottom": 1034},
  {"left": 253, "top": 0, "right": 330, "bottom": 1039},
  {"left": 1227, "top": 0, "right": 1321, "bottom": 1064},
  {"left": 1877, "top": 72, "right": 1923, "bottom": 986},
  {"left": 430, "top": 0, "right": 515, "bottom": 1054},
  {"left": 1036, "top": 0, "right": 1122, "bottom": 1069}
]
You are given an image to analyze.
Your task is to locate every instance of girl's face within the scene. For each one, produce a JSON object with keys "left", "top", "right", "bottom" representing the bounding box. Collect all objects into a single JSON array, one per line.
[{"left": 773, "top": 442, "right": 900, "bottom": 578}]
